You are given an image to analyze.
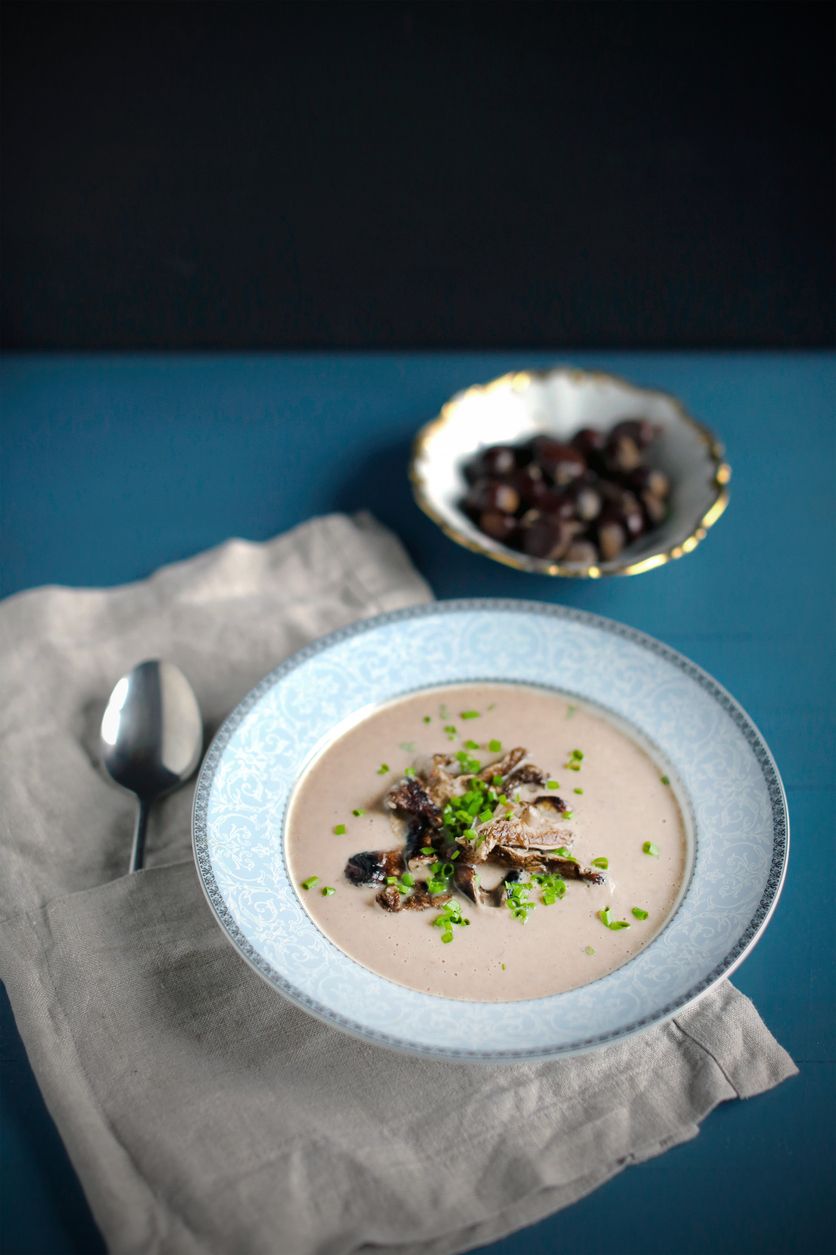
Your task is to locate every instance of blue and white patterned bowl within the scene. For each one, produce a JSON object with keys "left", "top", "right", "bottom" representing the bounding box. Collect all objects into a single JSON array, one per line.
[{"left": 192, "top": 601, "right": 788, "bottom": 1062}]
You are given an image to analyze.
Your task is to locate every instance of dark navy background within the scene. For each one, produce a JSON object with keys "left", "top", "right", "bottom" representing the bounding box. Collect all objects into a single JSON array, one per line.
[
  {"left": 2, "top": 1, "right": 834, "bottom": 350},
  {"left": 2, "top": 351, "right": 834, "bottom": 1254}
]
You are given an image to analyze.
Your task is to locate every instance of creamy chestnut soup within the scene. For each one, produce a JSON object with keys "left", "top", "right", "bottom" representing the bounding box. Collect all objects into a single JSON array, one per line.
[{"left": 286, "top": 684, "right": 687, "bottom": 1001}]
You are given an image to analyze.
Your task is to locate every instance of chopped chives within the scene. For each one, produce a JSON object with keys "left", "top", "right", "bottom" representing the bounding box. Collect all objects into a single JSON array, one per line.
[
  {"left": 423, "top": 715, "right": 431, "bottom": 723},
  {"left": 352, "top": 808, "right": 366, "bottom": 817},
  {"left": 598, "top": 906, "right": 630, "bottom": 930},
  {"left": 660, "top": 775, "right": 670, "bottom": 786},
  {"left": 562, "top": 809, "right": 574, "bottom": 819},
  {"left": 333, "top": 823, "right": 346, "bottom": 835},
  {"left": 300, "top": 876, "right": 319, "bottom": 891},
  {"left": 376, "top": 763, "right": 390, "bottom": 775},
  {"left": 386, "top": 875, "right": 399, "bottom": 885},
  {"left": 479, "top": 808, "right": 494, "bottom": 824},
  {"left": 321, "top": 886, "right": 335, "bottom": 897},
  {"left": 591, "top": 857, "right": 609, "bottom": 869},
  {"left": 400, "top": 872, "right": 415, "bottom": 887},
  {"left": 488, "top": 739, "right": 502, "bottom": 753},
  {"left": 501, "top": 962, "right": 507, "bottom": 971},
  {"left": 584, "top": 945, "right": 595, "bottom": 956},
  {"left": 463, "top": 738, "right": 479, "bottom": 749},
  {"left": 399, "top": 740, "right": 416, "bottom": 752},
  {"left": 566, "top": 704, "right": 577, "bottom": 718},
  {"left": 643, "top": 841, "right": 660, "bottom": 857},
  {"left": 432, "top": 900, "right": 470, "bottom": 943},
  {"left": 574, "top": 787, "right": 584, "bottom": 795},
  {"left": 404, "top": 766, "right": 416, "bottom": 778},
  {"left": 631, "top": 907, "right": 649, "bottom": 920},
  {"left": 547, "top": 779, "right": 560, "bottom": 790},
  {"left": 444, "top": 724, "right": 457, "bottom": 736},
  {"left": 460, "top": 710, "right": 480, "bottom": 719},
  {"left": 552, "top": 846, "right": 577, "bottom": 861},
  {"left": 420, "top": 846, "right": 435, "bottom": 855}
]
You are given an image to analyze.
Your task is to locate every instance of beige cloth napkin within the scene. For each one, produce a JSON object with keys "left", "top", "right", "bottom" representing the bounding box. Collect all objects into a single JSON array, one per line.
[{"left": 0, "top": 513, "right": 796, "bottom": 1255}]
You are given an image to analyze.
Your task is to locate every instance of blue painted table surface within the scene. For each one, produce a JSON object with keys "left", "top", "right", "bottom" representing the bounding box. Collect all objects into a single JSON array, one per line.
[{"left": 1, "top": 352, "right": 833, "bottom": 1255}]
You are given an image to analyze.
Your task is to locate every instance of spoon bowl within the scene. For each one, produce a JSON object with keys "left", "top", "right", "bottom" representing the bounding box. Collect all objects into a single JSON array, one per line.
[{"left": 101, "top": 659, "right": 203, "bottom": 871}]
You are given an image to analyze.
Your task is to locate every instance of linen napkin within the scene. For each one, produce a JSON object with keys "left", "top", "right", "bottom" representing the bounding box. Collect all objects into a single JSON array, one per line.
[{"left": 0, "top": 513, "right": 796, "bottom": 1255}]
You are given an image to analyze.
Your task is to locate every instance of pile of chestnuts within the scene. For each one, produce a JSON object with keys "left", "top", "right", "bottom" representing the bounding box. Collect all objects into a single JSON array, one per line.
[{"left": 460, "top": 419, "right": 671, "bottom": 564}]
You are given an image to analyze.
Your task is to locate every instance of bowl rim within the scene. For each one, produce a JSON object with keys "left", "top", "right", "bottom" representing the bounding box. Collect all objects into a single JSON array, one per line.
[{"left": 409, "top": 364, "right": 732, "bottom": 578}]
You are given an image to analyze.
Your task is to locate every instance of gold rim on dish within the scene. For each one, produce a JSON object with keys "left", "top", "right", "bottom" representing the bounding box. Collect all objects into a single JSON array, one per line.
[{"left": 409, "top": 366, "right": 732, "bottom": 579}]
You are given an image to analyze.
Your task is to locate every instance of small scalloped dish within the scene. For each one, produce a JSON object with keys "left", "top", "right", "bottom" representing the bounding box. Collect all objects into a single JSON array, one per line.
[{"left": 410, "top": 366, "right": 731, "bottom": 578}]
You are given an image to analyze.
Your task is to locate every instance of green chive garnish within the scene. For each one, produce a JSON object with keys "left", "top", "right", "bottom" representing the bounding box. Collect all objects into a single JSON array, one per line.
[
  {"left": 574, "top": 787, "right": 584, "bottom": 795},
  {"left": 501, "top": 962, "right": 507, "bottom": 971},
  {"left": 562, "top": 809, "right": 574, "bottom": 819},
  {"left": 423, "top": 715, "right": 431, "bottom": 723},
  {"left": 488, "top": 739, "right": 502, "bottom": 753},
  {"left": 400, "top": 872, "right": 415, "bottom": 888},
  {"left": 352, "top": 808, "right": 366, "bottom": 817},
  {"left": 432, "top": 900, "right": 470, "bottom": 942},
  {"left": 301, "top": 876, "right": 319, "bottom": 891},
  {"left": 464, "top": 739, "right": 480, "bottom": 750},
  {"left": 376, "top": 763, "right": 389, "bottom": 775},
  {"left": 632, "top": 907, "right": 649, "bottom": 920},
  {"left": 386, "top": 875, "right": 399, "bottom": 885},
  {"left": 660, "top": 775, "right": 670, "bottom": 786},
  {"left": 566, "top": 705, "right": 577, "bottom": 718},
  {"left": 583, "top": 945, "right": 595, "bottom": 956},
  {"left": 598, "top": 906, "right": 630, "bottom": 930},
  {"left": 460, "top": 710, "right": 480, "bottom": 720},
  {"left": 321, "top": 886, "right": 335, "bottom": 897},
  {"left": 420, "top": 846, "right": 435, "bottom": 855},
  {"left": 591, "top": 857, "right": 609, "bottom": 869},
  {"left": 333, "top": 823, "right": 346, "bottom": 835},
  {"left": 643, "top": 841, "right": 660, "bottom": 857},
  {"left": 547, "top": 779, "right": 560, "bottom": 790},
  {"left": 404, "top": 766, "right": 416, "bottom": 778},
  {"left": 552, "top": 846, "right": 577, "bottom": 861}
]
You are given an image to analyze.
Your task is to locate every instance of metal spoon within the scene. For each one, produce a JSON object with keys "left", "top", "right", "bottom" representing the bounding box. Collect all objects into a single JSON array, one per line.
[{"left": 100, "top": 660, "right": 204, "bottom": 872}]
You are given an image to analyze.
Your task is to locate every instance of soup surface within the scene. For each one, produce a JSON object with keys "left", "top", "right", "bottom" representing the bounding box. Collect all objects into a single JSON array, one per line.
[{"left": 286, "top": 684, "right": 687, "bottom": 1001}]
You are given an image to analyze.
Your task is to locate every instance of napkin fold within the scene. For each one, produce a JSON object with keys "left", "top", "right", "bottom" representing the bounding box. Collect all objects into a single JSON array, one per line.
[{"left": 0, "top": 513, "right": 796, "bottom": 1255}]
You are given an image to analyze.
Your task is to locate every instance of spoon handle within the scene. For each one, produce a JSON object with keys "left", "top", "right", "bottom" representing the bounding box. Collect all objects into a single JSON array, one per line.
[{"left": 129, "top": 798, "right": 151, "bottom": 873}]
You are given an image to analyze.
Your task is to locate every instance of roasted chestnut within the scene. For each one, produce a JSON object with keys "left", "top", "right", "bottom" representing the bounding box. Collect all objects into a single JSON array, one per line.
[
  {"left": 478, "top": 510, "right": 518, "bottom": 542},
  {"left": 517, "top": 514, "right": 570, "bottom": 559},
  {"left": 532, "top": 437, "right": 587, "bottom": 486},
  {"left": 464, "top": 479, "right": 520, "bottom": 516},
  {"left": 459, "top": 414, "right": 670, "bottom": 567}
]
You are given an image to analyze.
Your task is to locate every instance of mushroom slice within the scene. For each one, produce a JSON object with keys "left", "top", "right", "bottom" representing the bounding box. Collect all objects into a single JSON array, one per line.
[
  {"left": 493, "top": 845, "right": 604, "bottom": 884},
  {"left": 344, "top": 848, "right": 403, "bottom": 886},
  {"left": 454, "top": 862, "right": 481, "bottom": 904},
  {"left": 385, "top": 775, "right": 443, "bottom": 829},
  {"left": 477, "top": 746, "right": 526, "bottom": 782},
  {"left": 375, "top": 883, "right": 452, "bottom": 912},
  {"left": 423, "top": 754, "right": 460, "bottom": 808},
  {"left": 505, "top": 763, "right": 548, "bottom": 788},
  {"left": 530, "top": 795, "right": 569, "bottom": 817}
]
